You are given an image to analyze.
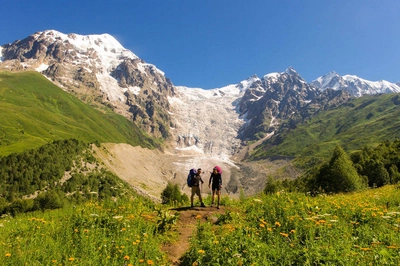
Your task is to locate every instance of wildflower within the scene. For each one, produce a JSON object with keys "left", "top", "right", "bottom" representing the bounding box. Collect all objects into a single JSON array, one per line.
[
  {"left": 83, "top": 229, "right": 89, "bottom": 233},
  {"left": 386, "top": 246, "right": 397, "bottom": 249},
  {"left": 124, "top": 255, "right": 130, "bottom": 260},
  {"left": 192, "top": 262, "right": 199, "bottom": 266},
  {"left": 259, "top": 223, "right": 265, "bottom": 228},
  {"left": 139, "top": 259, "right": 144, "bottom": 263},
  {"left": 198, "top": 250, "right": 205, "bottom": 254},
  {"left": 280, "top": 232, "right": 289, "bottom": 237},
  {"left": 52, "top": 260, "right": 57, "bottom": 263},
  {"left": 121, "top": 228, "right": 126, "bottom": 231},
  {"left": 5, "top": 253, "right": 11, "bottom": 257},
  {"left": 275, "top": 222, "right": 281, "bottom": 227},
  {"left": 68, "top": 257, "right": 75, "bottom": 261},
  {"left": 290, "top": 230, "right": 296, "bottom": 234},
  {"left": 147, "top": 260, "right": 154, "bottom": 265},
  {"left": 74, "top": 228, "right": 79, "bottom": 233},
  {"left": 267, "top": 227, "right": 272, "bottom": 232}
]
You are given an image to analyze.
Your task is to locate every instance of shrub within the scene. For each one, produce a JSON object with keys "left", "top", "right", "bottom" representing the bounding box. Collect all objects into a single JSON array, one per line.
[{"left": 161, "top": 182, "right": 188, "bottom": 205}]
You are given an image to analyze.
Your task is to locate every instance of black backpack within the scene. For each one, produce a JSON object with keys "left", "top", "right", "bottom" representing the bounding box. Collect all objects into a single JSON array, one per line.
[{"left": 187, "top": 168, "right": 197, "bottom": 187}]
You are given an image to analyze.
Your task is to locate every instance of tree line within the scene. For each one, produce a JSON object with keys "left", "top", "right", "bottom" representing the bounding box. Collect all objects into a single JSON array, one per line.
[
  {"left": 264, "top": 139, "right": 400, "bottom": 194},
  {"left": 0, "top": 139, "right": 137, "bottom": 215}
]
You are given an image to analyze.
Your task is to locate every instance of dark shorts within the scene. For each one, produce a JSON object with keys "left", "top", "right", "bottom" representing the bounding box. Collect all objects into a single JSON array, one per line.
[{"left": 212, "top": 184, "right": 221, "bottom": 191}]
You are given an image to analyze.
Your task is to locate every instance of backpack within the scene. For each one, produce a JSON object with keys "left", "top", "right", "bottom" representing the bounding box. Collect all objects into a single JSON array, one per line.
[{"left": 187, "top": 168, "right": 197, "bottom": 187}]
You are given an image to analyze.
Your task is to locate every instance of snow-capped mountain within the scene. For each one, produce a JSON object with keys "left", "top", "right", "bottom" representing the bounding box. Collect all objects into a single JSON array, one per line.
[
  {"left": 0, "top": 30, "right": 396, "bottom": 159},
  {"left": 311, "top": 71, "right": 400, "bottom": 97},
  {"left": 0, "top": 30, "right": 175, "bottom": 138}
]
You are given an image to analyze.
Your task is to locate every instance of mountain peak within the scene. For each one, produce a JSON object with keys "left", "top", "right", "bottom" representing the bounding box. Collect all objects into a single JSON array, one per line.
[
  {"left": 312, "top": 71, "right": 400, "bottom": 96},
  {"left": 284, "top": 66, "right": 297, "bottom": 75}
]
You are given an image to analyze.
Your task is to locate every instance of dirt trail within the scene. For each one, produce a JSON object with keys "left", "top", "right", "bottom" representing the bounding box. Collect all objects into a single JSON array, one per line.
[{"left": 161, "top": 206, "right": 226, "bottom": 265}]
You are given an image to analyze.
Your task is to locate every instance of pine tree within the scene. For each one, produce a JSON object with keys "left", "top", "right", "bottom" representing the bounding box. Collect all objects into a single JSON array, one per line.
[{"left": 315, "top": 145, "right": 366, "bottom": 193}]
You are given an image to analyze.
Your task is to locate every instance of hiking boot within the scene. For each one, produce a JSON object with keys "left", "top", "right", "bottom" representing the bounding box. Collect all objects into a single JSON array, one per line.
[
  {"left": 217, "top": 205, "right": 220, "bottom": 209},
  {"left": 200, "top": 203, "right": 206, "bottom": 207}
]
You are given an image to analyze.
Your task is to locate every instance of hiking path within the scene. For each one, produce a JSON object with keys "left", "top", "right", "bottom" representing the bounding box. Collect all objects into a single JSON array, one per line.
[{"left": 161, "top": 206, "right": 226, "bottom": 265}]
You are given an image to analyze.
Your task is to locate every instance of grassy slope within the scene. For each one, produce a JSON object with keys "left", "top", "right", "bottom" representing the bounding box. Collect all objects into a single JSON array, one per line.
[
  {"left": 0, "top": 71, "right": 159, "bottom": 156},
  {"left": 250, "top": 93, "right": 400, "bottom": 165}
]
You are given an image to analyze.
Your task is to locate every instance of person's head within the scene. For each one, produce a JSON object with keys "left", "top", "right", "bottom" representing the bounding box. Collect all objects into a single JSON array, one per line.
[
  {"left": 197, "top": 168, "right": 202, "bottom": 174},
  {"left": 213, "top": 168, "right": 218, "bottom": 173}
]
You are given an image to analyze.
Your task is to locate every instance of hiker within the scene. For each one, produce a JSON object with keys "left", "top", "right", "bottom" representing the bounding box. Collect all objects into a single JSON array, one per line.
[
  {"left": 191, "top": 168, "right": 206, "bottom": 207},
  {"left": 208, "top": 166, "right": 222, "bottom": 209}
]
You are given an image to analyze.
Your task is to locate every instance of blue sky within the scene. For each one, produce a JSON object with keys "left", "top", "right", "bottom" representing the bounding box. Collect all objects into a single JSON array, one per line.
[{"left": 1, "top": 0, "right": 399, "bottom": 89}]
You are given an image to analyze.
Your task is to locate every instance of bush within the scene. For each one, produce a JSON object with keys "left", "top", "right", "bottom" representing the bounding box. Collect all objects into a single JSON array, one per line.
[
  {"left": 33, "top": 190, "right": 64, "bottom": 211},
  {"left": 161, "top": 182, "right": 188, "bottom": 205}
]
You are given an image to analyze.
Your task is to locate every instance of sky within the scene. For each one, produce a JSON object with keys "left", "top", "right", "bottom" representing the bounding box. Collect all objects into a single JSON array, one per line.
[{"left": 1, "top": 0, "right": 399, "bottom": 89}]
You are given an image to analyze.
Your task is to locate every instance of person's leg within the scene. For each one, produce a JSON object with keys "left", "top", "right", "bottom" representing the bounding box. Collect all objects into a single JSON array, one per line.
[
  {"left": 198, "top": 188, "right": 205, "bottom": 207},
  {"left": 190, "top": 187, "right": 195, "bottom": 207},
  {"left": 211, "top": 190, "right": 216, "bottom": 206},
  {"left": 217, "top": 189, "right": 221, "bottom": 208}
]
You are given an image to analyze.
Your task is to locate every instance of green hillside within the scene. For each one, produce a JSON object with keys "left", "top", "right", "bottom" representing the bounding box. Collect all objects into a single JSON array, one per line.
[
  {"left": 0, "top": 71, "right": 159, "bottom": 156},
  {"left": 250, "top": 93, "right": 400, "bottom": 166}
]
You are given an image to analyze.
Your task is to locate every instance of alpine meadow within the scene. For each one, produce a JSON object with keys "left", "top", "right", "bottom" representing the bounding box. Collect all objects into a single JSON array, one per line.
[{"left": 1, "top": 28, "right": 400, "bottom": 265}]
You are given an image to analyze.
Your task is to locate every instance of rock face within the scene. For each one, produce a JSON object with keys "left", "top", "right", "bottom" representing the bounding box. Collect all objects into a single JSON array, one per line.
[
  {"left": 236, "top": 68, "right": 352, "bottom": 141},
  {"left": 0, "top": 30, "right": 175, "bottom": 138}
]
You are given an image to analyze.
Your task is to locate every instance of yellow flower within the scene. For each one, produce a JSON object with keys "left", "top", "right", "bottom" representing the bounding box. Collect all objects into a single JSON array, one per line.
[
  {"left": 290, "top": 230, "right": 296, "bottom": 234},
  {"left": 275, "top": 222, "right": 281, "bottom": 227},
  {"left": 74, "top": 229, "right": 79, "bottom": 233},
  {"left": 279, "top": 232, "right": 289, "bottom": 237},
  {"left": 198, "top": 249, "right": 205, "bottom": 254},
  {"left": 139, "top": 259, "right": 144, "bottom": 263},
  {"left": 124, "top": 255, "right": 130, "bottom": 260},
  {"left": 259, "top": 223, "right": 265, "bottom": 228},
  {"left": 147, "top": 260, "right": 154, "bottom": 265},
  {"left": 5, "top": 253, "right": 11, "bottom": 257},
  {"left": 68, "top": 257, "right": 75, "bottom": 261}
]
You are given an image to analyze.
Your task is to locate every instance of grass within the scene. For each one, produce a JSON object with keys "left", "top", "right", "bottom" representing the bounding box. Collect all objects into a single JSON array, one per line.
[
  {"left": 183, "top": 185, "right": 400, "bottom": 265},
  {"left": 1, "top": 184, "right": 400, "bottom": 265},
  {"left": 0, "top": 71, "right": 160, "bottom": 156},
  {"left": 0, "top": 199, "right": 171, "bottom": 265}
]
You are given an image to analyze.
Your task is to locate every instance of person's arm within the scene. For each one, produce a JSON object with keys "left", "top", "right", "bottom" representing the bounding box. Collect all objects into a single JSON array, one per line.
[
  {"left": 219, "top": 174, "right": 222, "bottom": 187},
  {"left": 208, "top": 173, "right": 213, "bottom": 187}
]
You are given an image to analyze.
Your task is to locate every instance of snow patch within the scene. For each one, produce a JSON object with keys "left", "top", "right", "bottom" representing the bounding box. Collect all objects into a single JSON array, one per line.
[
  {"left": 0, "top": 46, "right": 3, "bottom": 62},
  {"left": 35, "top": 63, "right": 49, "bottom": 72},
  {"left": 127, "top": 86, "right": 141, "bottom": 95}
]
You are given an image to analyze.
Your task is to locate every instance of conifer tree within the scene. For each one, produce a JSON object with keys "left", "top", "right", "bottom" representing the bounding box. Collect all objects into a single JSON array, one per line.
[{"left": 315, "top": 145, "right": 365, "bottom": 193}]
